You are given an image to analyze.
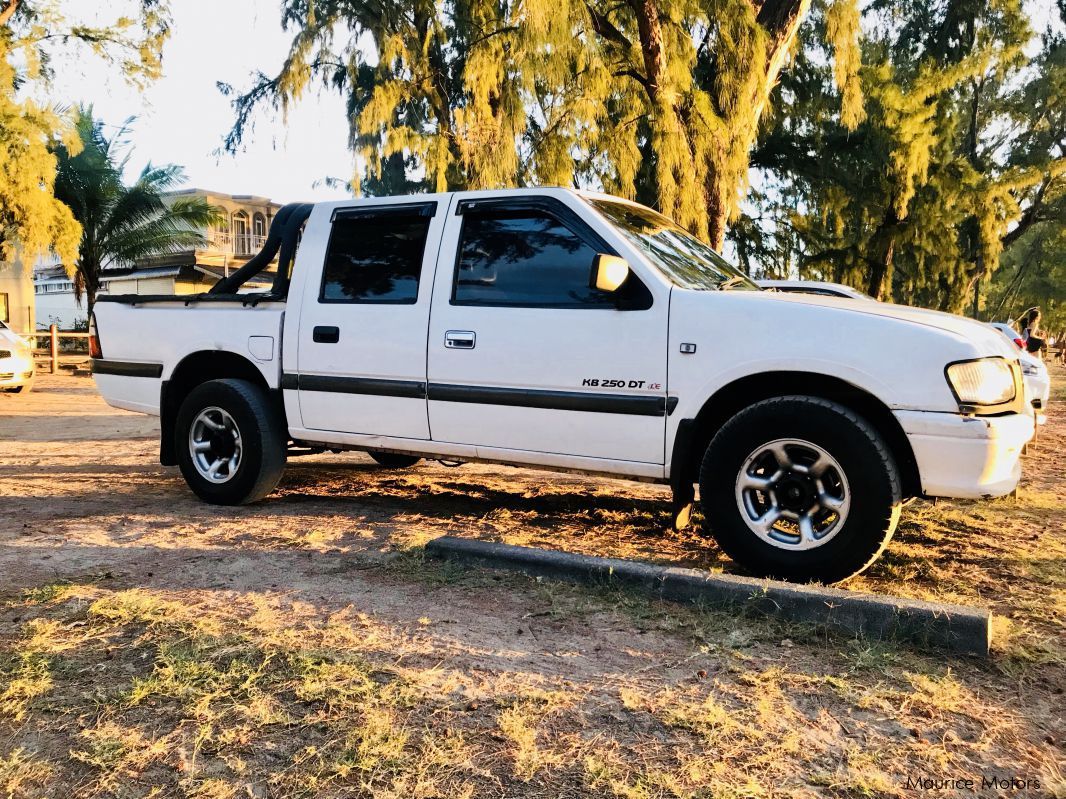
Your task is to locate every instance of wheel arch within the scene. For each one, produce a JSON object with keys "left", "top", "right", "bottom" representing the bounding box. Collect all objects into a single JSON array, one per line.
[
  {"left": 160, "top": 351, "right": 281, "bottom": 466},
  {"left": 670, "top": 371, "right": 921, "bottom": 499}
]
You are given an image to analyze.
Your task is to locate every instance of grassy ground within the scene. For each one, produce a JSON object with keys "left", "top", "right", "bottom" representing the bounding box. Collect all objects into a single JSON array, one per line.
[{"left": 0, "top": 368, "right": 1063, "bottom": 797}]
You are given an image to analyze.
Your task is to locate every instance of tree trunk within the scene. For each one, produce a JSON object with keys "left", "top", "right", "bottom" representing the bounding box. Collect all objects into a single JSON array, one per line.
[
  {"left": 632, "top": 0, "right": 664, "bottom": 102},
  {"left": 866, "top": 236, "right": 894, "bottom": 300},
  {"left": 706, "top": 179, "right": 728, "bottom": 250},
  {"left": 414, "top": 9, "right": 463, "bottom": 190},
  {"left": 74, "top": 261, "right": 99, "bottom": 325},
  {"left": 866, "top": 210, "right": 900, "bottom": 300},
  {"left": 705, "top": 0, "right": 810, "bottom": 247},
  {"left": 589, "top": 0, "right": 809, "bottom": 247},
  {"left": 85, "top": 283, "right": 97, "bottom": 324},
  {"left": 0, "top": 1, "right": 19, "bottom": 27},
  {"left": 961, "top": 73, "right": 985, "bottom": 318}
]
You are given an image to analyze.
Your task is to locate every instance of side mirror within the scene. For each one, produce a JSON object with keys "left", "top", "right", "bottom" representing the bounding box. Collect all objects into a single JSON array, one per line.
[{"left": 590, "top": 254, "right": 631, "bottom": 293}]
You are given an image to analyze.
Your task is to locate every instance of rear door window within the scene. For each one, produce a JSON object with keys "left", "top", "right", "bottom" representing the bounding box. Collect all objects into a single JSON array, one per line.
[{"left": 320, "top": 207, "right": 434, "bottom": 304}]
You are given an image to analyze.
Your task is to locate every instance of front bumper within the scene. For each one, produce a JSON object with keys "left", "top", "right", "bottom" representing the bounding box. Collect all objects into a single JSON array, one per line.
[
  {"left": 0, "top": 356, "right": 34, "bottom": 388},
  {"left": 1025, "top": 374, "right": 1050, "bottom": 424},
  {"left": 894, "top": 410, "right": 1033, "bottom": 499}
]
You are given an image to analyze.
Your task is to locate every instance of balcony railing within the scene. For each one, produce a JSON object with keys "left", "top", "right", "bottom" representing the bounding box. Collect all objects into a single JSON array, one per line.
[{"left": 206, "top": 231, "right": 268, "bottom": 257}]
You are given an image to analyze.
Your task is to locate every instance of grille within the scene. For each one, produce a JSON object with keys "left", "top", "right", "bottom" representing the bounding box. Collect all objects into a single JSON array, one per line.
[
  {"left": 0, "top": 350, "right": 10, "bottom": 359},
  {"left": 0, "top": 373, "right": 13, "bottom": 381}
]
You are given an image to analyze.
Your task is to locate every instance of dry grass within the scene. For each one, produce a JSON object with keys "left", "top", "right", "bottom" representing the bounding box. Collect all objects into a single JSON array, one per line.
[
  {"left": 0, "top": 370, "right": 1064, "bottom": 796},
  {"left": 2, "top": 577, "right": 1062, "bottom": 797}
]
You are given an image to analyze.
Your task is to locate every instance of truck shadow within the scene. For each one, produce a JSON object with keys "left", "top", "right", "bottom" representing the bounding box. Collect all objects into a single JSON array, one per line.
[
  {"left": 4, "top": 455, "right": 1047, "bottom": 594},
  {"left": 275, "top": 464, "right": 670, "bottom": 523}
]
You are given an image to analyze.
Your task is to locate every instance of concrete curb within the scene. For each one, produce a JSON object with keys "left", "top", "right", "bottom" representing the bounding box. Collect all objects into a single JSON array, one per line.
[{"left": 424, "top": 536, "right": 992, "bottom": 657}]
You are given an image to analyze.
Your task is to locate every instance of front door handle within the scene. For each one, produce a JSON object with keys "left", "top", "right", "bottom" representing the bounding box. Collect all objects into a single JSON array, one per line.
[
  {"left": 444, "top": 330, "right": 476, "bottom": 349},
  {"left": 313, "top": 325, "right": 340, "bottom": 344}
]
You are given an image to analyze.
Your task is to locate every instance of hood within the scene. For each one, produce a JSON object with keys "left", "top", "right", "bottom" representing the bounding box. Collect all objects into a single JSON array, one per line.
[
  {"left": 0, "top": 327, "right": 27, "bottom": 350},
  {"left": 755, "top": 292, "right": 1016, "bottom": 357}
]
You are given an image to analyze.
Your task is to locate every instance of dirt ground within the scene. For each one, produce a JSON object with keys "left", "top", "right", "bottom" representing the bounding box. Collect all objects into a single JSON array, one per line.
[{"left": 0, "top": 370, "right": 1063, "bottom": 798}]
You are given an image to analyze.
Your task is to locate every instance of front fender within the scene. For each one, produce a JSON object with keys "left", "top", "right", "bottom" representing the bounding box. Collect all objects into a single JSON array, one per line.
[{"left": 671, "top": 356, "right": 897, "bottom": 424}]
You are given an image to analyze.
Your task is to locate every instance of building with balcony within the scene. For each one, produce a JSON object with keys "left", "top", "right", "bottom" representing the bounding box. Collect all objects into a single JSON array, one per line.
[
  {"left": 32, "top": 189, "right": 283, "bottom": 329},
  {"left": 125, "top": 189, "right": 281, "bottom": 274}
]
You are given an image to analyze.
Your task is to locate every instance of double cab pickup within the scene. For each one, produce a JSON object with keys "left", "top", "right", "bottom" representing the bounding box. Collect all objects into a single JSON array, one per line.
[{"left": 91, "top": 189, "right": 1034, "bottom": 582}]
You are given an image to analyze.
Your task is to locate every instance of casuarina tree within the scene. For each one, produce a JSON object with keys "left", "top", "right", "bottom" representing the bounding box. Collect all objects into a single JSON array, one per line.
[
  {"left": 0, "top": 0, "right": 171, "bottom": 267},
  {"left": 222, "top": 0, "right": 863, "bottom": 247}
]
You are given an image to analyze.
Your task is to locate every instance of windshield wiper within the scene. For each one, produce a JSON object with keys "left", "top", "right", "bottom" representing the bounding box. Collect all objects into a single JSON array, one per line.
[{"left": 718, "top": 276, "right": 749, "bottom": 291}]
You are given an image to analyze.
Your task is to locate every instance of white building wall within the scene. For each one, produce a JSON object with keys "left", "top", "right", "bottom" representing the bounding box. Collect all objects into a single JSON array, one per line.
[{"left": 35, "top": 289, "right": 87, "bottom": 330}]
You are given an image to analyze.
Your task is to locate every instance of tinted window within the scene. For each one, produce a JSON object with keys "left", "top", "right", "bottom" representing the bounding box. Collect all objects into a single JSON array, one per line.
[
  {"left": 453, "top": 211, "right": 612, "bottom": 307},
  {"left": 320, "top": 211, "right": 431, "bottom": 303}
]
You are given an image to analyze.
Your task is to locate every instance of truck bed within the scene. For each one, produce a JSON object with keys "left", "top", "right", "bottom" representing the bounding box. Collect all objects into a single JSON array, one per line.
[{"left": 91, "top": 296, "right": 285, "bottom": 414}]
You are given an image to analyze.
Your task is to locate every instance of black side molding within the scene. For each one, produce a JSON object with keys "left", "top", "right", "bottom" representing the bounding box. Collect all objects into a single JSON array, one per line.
[
  {"left": 91, "top": 359, "right": 163, "bottom": 378},
  {"left": 428, "top": 383, "right": 675, "bottom": 416},
  {"left": 284, "top": 373, "right": 426, "bottom": 399},
  {"left": 284, "top": 373, "right": 678, "bottom": 416}
]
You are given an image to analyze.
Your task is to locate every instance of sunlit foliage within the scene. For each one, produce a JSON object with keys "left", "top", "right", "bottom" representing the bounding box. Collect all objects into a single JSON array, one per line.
[
  {"left": 224, "top": 0, "right": 863, "bottom": 246},
  {"left": 744, "top": 0, "right": 1065, "bottom": 311},
  {"left": 0, "top": 0, "right": 171, "bottom": 267}
]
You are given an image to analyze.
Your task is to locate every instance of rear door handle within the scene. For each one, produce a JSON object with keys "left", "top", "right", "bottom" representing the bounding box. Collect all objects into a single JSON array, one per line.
[
  {"left": 313, "top": 325, "right": 340, "bottom": 344},
  {"left": 444, "top": 330, "right": 476, "bottom": 349}
]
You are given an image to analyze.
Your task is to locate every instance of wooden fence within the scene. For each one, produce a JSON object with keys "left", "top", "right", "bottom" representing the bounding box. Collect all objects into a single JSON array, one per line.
[{"left": 31, "top": 324, "right": 91, "bottom": 374}]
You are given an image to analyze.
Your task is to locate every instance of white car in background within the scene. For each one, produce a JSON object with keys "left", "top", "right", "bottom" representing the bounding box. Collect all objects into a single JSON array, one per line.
[
  {"left": 756, "top": 280, "right": 876, "bottom": 301},
  {"left": 0, "top": 320, "right": 35, "bottom": 393},
  {"left": 988, "top": 322, "right": 1050, "bottom": 422}
]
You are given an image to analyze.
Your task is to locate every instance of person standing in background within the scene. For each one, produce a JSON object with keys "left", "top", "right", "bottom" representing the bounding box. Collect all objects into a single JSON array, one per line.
[{"left": 1018, "top": 308, "right": 1047, "bottom": 357}]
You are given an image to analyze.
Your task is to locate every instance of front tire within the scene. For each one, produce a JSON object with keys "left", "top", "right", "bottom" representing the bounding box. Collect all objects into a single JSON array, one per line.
[
  {"left": 176, "top": 379, "right": 286, "bottom": 505},
  {"left": 7, "top": 379, "right": 32, "bottom": 393},
  {"left": 699, "top": 396, "right": 901, "bottom": 583}
]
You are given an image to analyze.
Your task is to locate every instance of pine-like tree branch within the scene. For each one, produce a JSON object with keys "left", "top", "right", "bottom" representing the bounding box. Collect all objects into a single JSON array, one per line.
[
  {"left": 0, "top": 0, "right": 18, "bottom": 27},
  {"left": 583, "top": 2, "right": 631, "bottom": 50}
]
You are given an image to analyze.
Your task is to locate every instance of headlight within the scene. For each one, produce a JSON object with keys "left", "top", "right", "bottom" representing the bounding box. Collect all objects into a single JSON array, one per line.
[{"left": 945, "top": 358, "right": 1016, "bottom": 406}]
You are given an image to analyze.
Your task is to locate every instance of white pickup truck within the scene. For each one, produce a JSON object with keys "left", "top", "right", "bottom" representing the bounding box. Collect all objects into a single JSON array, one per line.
[{"left": 91, "top": 188, "right": 1033, "bottom": 582}]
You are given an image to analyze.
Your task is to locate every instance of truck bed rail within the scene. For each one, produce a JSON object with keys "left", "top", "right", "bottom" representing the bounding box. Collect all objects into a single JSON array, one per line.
[
  {"left": 95, "top": 201, "right": 314, "bottom": 307},
  {"left": 96, "top": 292, "right": 281, "bottom": 306}
]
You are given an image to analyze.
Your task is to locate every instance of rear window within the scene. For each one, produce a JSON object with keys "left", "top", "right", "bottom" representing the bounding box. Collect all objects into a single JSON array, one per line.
[{"left": 320, "top": 208, "right": 433, "bottom": 304}]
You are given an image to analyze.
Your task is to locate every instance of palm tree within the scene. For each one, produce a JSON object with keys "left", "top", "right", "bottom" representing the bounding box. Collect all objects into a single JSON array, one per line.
[{"left": 52, "top": 108, "right": 219, "bottom": 317}]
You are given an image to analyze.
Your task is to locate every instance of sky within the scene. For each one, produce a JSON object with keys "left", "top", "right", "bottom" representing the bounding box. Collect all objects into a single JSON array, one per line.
[{"left": 42, "top": 0, "right": 356, "bottom": 204}]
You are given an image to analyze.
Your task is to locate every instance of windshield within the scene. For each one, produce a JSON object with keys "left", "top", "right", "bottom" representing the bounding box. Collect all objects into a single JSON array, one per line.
[{"left": 588, "top": 199, "right": 759, "bottom": 291}]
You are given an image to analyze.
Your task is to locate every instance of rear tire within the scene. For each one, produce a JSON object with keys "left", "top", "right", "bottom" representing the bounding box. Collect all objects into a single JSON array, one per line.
[
  {"left": 698, "top": 395, "right": 901, "bottom": 583},
  {"left": 175, "top": 379, "right": 286, "bottom": 505},
  {"left": 368, "top": 451, "right": 421, "bottom": 468}
]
